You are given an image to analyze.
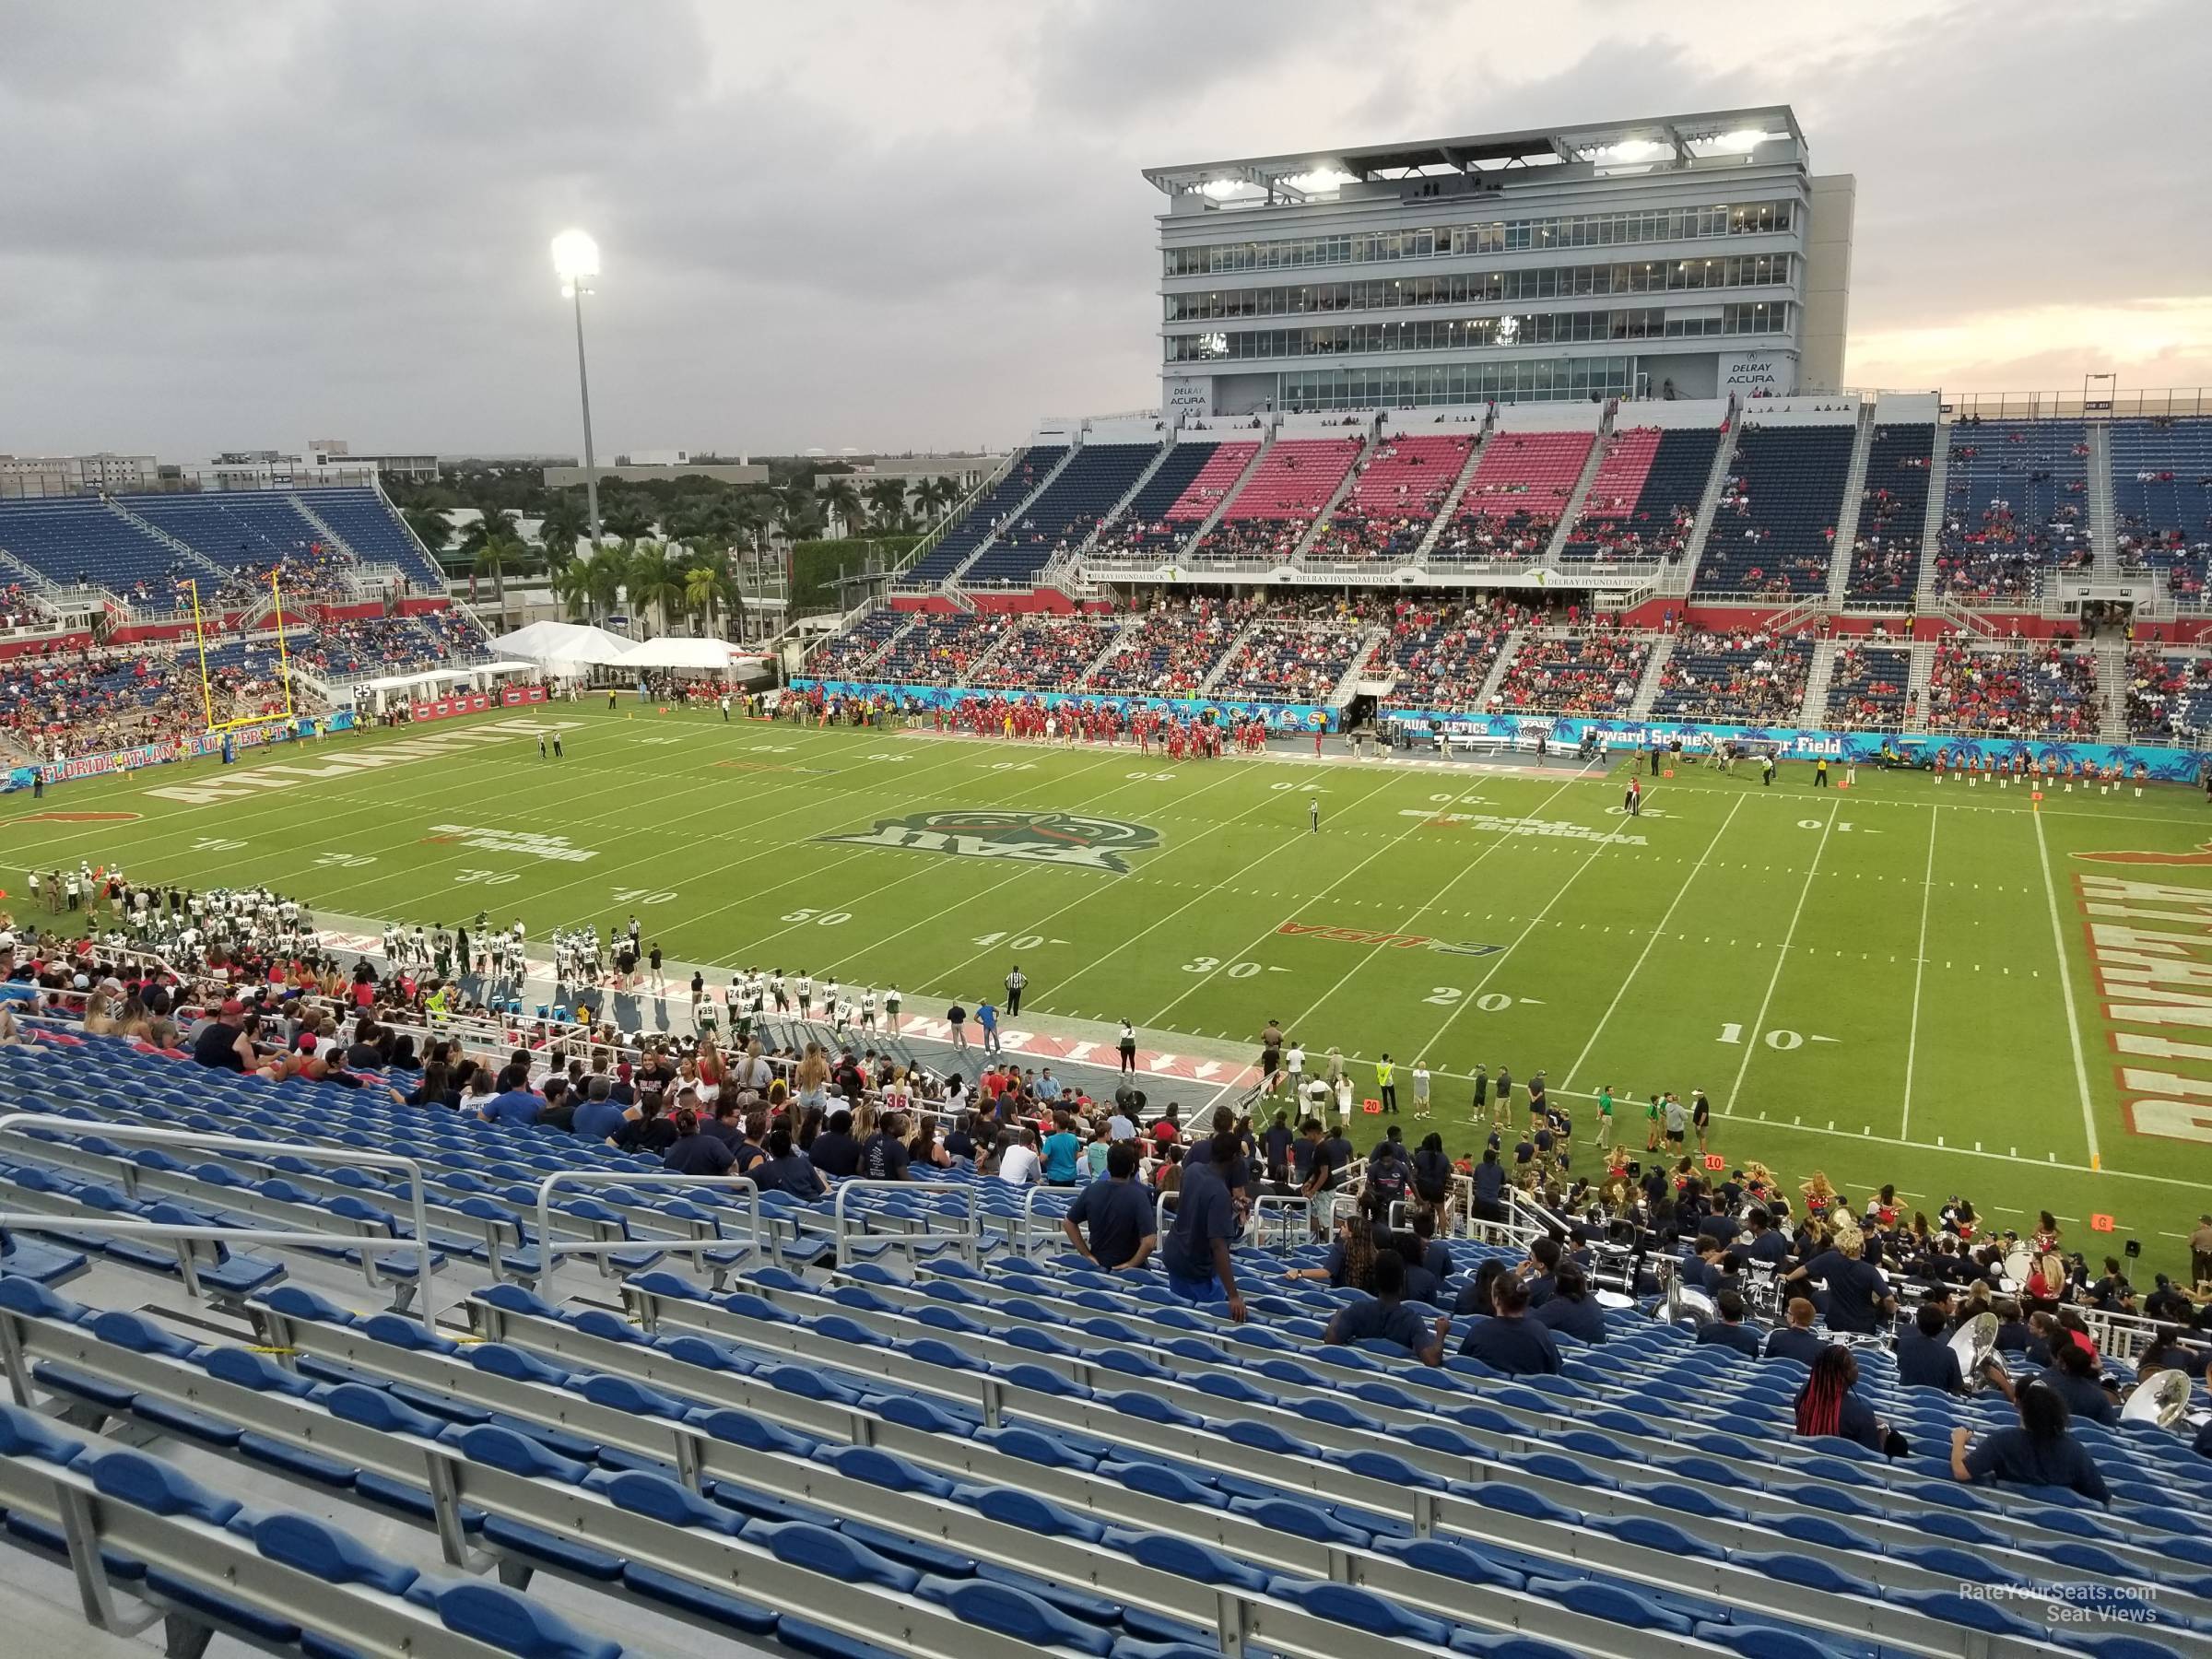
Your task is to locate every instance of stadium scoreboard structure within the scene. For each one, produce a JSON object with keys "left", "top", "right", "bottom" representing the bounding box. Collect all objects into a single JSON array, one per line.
[{"left": 1147, "top": 104, "right": 1853, "bottom": 416}]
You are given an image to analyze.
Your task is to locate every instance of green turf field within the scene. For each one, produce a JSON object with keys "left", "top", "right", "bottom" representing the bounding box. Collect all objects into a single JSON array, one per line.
[{"left": 8, "top": 701, "right": 2212, "bottom": 1275}]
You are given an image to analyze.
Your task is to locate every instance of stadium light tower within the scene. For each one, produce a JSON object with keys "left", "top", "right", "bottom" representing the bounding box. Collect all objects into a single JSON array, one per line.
[{"left": 551, "top": 228, "right": 605, "bottom": 549}]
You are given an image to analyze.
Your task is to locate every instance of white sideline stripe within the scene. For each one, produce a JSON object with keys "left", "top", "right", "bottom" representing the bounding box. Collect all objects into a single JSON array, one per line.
[
  {"left": 1900, "top": 805, "right": 1937, "bottom": 1141},
  {"left": 1562, "top": 792, "right": 1744, "bottom": 1093},
  {"left": 2031, "top": 803, "right": 2101, "bottom": 1165},
  {"left": 1730, "top": 800, "right": 1837, "bottom": 1110}
]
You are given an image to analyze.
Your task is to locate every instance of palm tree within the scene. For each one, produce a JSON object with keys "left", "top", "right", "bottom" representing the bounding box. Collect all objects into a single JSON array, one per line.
[
  {"left": 864, "top": 477, "right": 910, "bottom": 533},
  {"left": 404, "top": 505, "right": 451, "bottom": 556},
  {"left": 536, "top": 497, "right": 589, "bottom": 571},
  {"left": 601, "top": 499, "right": 653, "bottom": 540},
  {"left": 470, "top": 532, "right": 524, "bottom": 616},
  {"left": 818, "top": 477, "right": 861, "bottom": 538},
  {"left": 772, "top": 486, "right": 818, "bottom": 547},
  {"left": 683, "top": 556, "right": 736, "bottom": 636},
  {"left": 625, "top": 541, "right": 688, "bottom": 636},
  {"left": 582, "top": 545, "right": 629, "bottom": 624},
  {"left": 551, "top": 559, "right": 594, "bottom": 622},
  {"left": 913, "top": 475, "right": 960, "bottom": 524}
]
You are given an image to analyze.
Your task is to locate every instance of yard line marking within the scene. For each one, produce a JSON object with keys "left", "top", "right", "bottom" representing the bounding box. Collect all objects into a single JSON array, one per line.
[
  {"left": 1900, "top": 804, "right": 1937, "bottom": 1142},
  {"left": 1415, "top": 787, "right": 1661, "bottom": 1061},
  {"left": 1277, "top": 770, "right": 1597, "bottom": 1038},
  {"left": 1140, "top": 770, "right": 1453, "bottom": 1031},
  {"left": 1729, "top": 799, "right": 1837, "bottom": 1111},
  {"left": 2031, "top": 802, "right": 2101, "bottom": 1166},
  {"left": 1562, "top": 793, "right": 1745, "bottom": 1092}
]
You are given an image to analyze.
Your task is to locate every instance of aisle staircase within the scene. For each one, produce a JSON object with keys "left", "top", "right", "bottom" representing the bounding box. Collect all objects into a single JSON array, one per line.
[
  {"left": 1674, "top": 406, "right": 1742, "bottom": 594},
  {"left": 1914, "top": 426, "right": 1952, "bottom": 604},
  {"left": 1473, "top": 629, "right": 1525, "bottom": 711},
  {"left": 1823, "top": 406, "right": 1878, "bottom": 606},
  {"left": 2087, "top": 420, "right": 2120, "bottom": 575},
  {"left": 939, "top": 446, "right": 1080, "bottom": 587},
  {"left": 1538, "top": 410, "right": 1616, "bottom": 566},
  {"left": 1798, "top": 638, "right": 1841, "bottom": 727},
  {"left": 2094, "top": 636, "right": 2130, "bottom": 742},
  {"left": 1408, "top": 428, "right": 1493, "bottom": 562},
  {"left": 107, "top": 500, "right": 221, "bottom": 578},
  {"left": 1626, "top": 634, "right": 1677, "bottom": 719},
  {"left": 1292, "top": 432, "right": 1381, "bottom": 561},
  {"left": 1902, "top": 639, "right": 1937, "bottom": 731}
]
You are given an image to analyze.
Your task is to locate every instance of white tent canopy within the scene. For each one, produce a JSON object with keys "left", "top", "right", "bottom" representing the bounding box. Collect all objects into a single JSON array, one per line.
[
  {"left": 618, "top": 636, "right": 745, "bottom": 670},
  {"left": 486, "top": 620, "right": 636, "bottom": 669}
]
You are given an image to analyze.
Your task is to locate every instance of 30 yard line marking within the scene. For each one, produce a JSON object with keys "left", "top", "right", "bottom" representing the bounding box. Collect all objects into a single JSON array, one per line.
[
  {"left": 1730, "top": 799, "right": 1836, "bottom": 1109},
  {"left": 1900, "top": 804, "right": 1937, "bottom": 1141},
  {"left": 1562, "top": 793, "right": 1744, "bottom": 1092},
  {"left": 2032, "top": 802, "right": 2101, "bottom": 1165}
]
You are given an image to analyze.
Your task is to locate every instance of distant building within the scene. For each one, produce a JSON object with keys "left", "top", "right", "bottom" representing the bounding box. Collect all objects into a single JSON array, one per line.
[
  {"left": 0, "top": 451, "right": 159, "bottom": 498},
  {"left": 1147, "top": 105, "right": 1851, "bottom": 414},
  {"left": 541, "top": 461, "right": 770, "bottom": 487},
  {"left": 308, "top": 440, "right": 440, "bottom": 487}
]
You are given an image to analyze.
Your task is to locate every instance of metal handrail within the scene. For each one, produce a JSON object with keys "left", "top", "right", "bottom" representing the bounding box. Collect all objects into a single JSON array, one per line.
[
  {"left": 831, "top": 1179, "right": 978, "bottom": 1269},
  {"left": 0, "top": 1113, "right": 441, "bottom": 1338},
  {"left": 531, "top": 1171, "right": 770, "bottom": 1302},
  {"left": 1017, "top": 1182, "right": 1061, "bottom": 1260}
]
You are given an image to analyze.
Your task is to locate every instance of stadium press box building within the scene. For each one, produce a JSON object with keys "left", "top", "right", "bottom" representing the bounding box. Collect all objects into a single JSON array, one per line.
[{"left": 1149, "top": 105, "right": 1853, "bottom": 416}]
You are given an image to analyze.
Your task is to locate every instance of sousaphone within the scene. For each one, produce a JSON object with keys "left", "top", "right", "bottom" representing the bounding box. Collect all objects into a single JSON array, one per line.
[
  {"left": 1947, "top": 1311, "right": 2000, "bottom": 1390},
  {"left": 2121, "top": 1368, "right": 2194, "bottom": 1428}
]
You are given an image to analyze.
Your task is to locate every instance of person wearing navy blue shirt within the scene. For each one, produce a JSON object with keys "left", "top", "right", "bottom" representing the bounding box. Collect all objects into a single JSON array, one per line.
[
  {"left": 1161, "top": 1128, "right": 1246, "bottom": 1321},
  {"left": 663, "top": 1109, "right": 735, "bottom": 1176},
  {"left": 1532, "top": 1262, "right": 1608, "bottom": 1346},
  {"left": 754, "top": 1126, "right": 825, "bottom": 1200},
  {"left": 1896, "top": 1302, "right": 1988, "bottom": 1395},
  {"left": 809, "top": 1110, "right": 863, "bottom": 1179},
  {"left": 1457, "top": 1272, "right": 1561, "bottom": 1375},
  {"left": 570, "top": 1078, "right": 628, "bottom": 1144},
  {"left": 1326, "top": 1250, "right": 1448, "bottom": 1364},
  {"left": 1763, "top": 1297, "right": 1825, "bottom": 1366},
  {"left": 2037, "top": 1340, "right": 2120, "bottom": 1426},
  {"left": 1062, "top": 1142, "right": 1157, "bottom": 1272},
  {"left": 1695, "top": 1288, "right": 1763, "bottom": 1358},
  {"left": 1262, "top": 1112, "right": 1294, "bottom": 1183},
  {"left": 1412, "top": 1207, "right": 1452, "bottom": 1285},
  {"left": 1952, "top": 1381, "right": 2110, "bottom": 1500},
  {"left": 860, "top": 1112, "right": 911, "bottom": 1182},
  {"left": 1744, "top": 1208, "right": 1790, "bottom": 1265},
  {"left": 1470, "top": 1147, "right": 1506, "bottom": 1221},
  {"left": 1784, "top": 1232, "right": 1894, "bottom": 1334},
  {"left": 1794, "top": 1346, "right": 1898, "bottom": 1455},
  {"left": 1521, "top": 1235, "right": 1561, "bottom": 1309}
]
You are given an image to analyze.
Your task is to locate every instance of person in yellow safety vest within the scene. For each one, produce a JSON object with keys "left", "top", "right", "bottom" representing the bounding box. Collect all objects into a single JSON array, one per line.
[
  {"left": 1376, "top": 1054, "right": 1398, "bottom": 1115},
  {"left": 425, "top": 983, "right": 451, "bottom": 1027}
]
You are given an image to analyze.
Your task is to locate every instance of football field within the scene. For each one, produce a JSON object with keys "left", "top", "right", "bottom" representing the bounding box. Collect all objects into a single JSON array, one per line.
[{"left": 8, "top": 702, "right": 2212, "bottom": 1273}]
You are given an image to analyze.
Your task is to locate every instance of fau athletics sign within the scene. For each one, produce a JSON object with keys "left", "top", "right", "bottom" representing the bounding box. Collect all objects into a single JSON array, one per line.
[{"left": 819, "top": 810, "right": 1160, "bottom": 873}]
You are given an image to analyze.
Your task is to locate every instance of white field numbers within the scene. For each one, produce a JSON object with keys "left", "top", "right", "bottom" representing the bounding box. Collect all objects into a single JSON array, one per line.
[
  {"left": 973, "top": 932, "right": 1046, "bottom": 951},
  {"left": 454, "top": 868, "right": 518, "bottom": 886},
  {"left": 780, "top": 907, "right": 851, "bottom": 926},
  {"left": 192, "top": 837, "right": 246, "bottom": 853},
  {"left": 1717, "top": 1023, "right": 1833, "bottom": 1050},
  {"left": 314, "top": 853, "right": 375, "bottom": 868},
  {"left": 1126, "top": 771, "right": 1176, "bottom": 782},
  {"left": 1424, "top": 988, "right": 1513, "bottom": 1010},
  {"left": 612, "top": 887, "right": 677, "bottom": 906},
  {"left": 1182, "top": 958, "right": 1262, "bottom": 979}
]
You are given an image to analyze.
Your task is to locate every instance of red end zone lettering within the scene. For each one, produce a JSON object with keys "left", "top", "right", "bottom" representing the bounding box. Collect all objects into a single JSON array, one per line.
[{"left": 2078, "top": 872, "right": 2212, "bottom": 1145}]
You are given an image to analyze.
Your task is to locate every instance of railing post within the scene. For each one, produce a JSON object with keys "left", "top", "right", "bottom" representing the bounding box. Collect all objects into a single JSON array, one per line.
[
  {"left": 0, "top": 1114, "right": 440, "bottom": 1340},
  {"left": 830, "top": 1180, "right": 976, "bottom": 1271},
  {"left": 531, "top": 1171, "right": 765, "bottom": 1304}
]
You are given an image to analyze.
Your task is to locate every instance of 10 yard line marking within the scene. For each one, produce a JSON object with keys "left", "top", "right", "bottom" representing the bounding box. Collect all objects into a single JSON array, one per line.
[
  {"left": 1900, "top": 804, "right": 1937, "bottom": 1141},
  {"left": 1730, "top": 798, "right": 1837, "bottom": 1109},
  {"left": 1563, "top": 793, "right": 1744, "bottom": 1093},
  {"left": 2032, "top": 803, "right": 2101, "bottom": 1165}
]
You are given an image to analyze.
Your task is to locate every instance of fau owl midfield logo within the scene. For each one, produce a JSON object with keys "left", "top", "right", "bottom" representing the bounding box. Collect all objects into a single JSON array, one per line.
[{"left": 818, "top": 810, "right": 1162, "bottom": 873}]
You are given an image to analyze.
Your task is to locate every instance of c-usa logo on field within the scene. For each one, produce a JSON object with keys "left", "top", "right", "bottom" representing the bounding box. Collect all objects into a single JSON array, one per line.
[{"left": 818, "top": 810, "right": 1162, "bottom": 873}]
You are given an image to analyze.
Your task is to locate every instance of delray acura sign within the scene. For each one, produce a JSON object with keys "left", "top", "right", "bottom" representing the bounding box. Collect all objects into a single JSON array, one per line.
[{"left": 1719, "top": 349, "right": 1796, "bottom": 395}]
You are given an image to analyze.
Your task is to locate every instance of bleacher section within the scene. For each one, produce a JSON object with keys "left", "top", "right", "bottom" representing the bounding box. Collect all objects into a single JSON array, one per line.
[
  {"left": 1085, "top": 441, "right": 1233, "bottom": 561},
  {"left": 0, "top": 498, "right": 191, "bottom": 594},
  {"left": 1191, "top": 438, "right": 1362, "bottom": 563},
  {"left": 124, "top": 491, "right": 326, "bottom": 573},
  {"left": 806, "top": 608, "right": 915, "bottom": 679},
  {"left": 1488, "top": 631, "right": 1651, "bottom": 716},
  {"left": 1212, "top": 602, "right": 1372, "bottom": 702},
  {"left": 905, "top": 450, "right": 1063, "bottom": 585},
  {"left": 300, "top": 486, "right": 446, "bottom": 589},
  {"left": 1558, "top": 428, "right": 1718, "bottom": 567},
  {"left": 960, "top": 444, "right": 1160, "bottom": 585},
  {"left": 299, "top": 611, "right": 491, "bottom": 677},
  {"left": 12, "top": 1026, "right": 2201, "bottom": 1659},
  {"left": 2124, "top": 649, "right": 2212, "bottom": 742},
  {"left": 1649, "top": 631, "right": 1815, "bottom": 725},
  {"left": 1933, "top": 421, "right": 2089, "bottom": 603},
  {"left": 1924, "top": 641, "right": 2100, "bottom": 738},
  {"left": 1826, "top": 642, "right": 1914, "bottom": 728},
  {"left": 1431, "top": 430, "right": 1593, "bottom": 562},
  {"left": 1694, "top": 421, "right": 1854, "bottom": 598},
  {"left": 872, "top": 610, "right": 1006, "bottom": 684},
  {"left": 1377, "top": 599, "right": 1525, "bottom": 713},
  {"left": 1843, "top": 425, "right": 1935, "bottom": 605},
  {"left": 2112, "top": 418, "right": 2212, "bottom": 603},
  {"left": 972, "top": 614, "right": 1124, "bottom": 688},
  {"left": 1078, "top": 598, "right": 1248, "bottom": 694},
  {"left": 1306, "top": 434, "right": 1473, "bottom": 562}
]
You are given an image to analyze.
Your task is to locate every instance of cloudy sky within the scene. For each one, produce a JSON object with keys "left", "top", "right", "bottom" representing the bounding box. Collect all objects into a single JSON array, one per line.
[{"left": 4, "top": 0, "right": 2206, "bottom": 462}]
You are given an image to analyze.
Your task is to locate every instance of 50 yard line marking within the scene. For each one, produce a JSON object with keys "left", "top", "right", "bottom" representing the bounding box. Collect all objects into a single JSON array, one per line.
[
  {"left": 1729, "top": 798, "right": 1836, "bottom": 1111},
  {"left": 1899, "top": 804, "right": 1937, "bottom": 1141},
  {"left": 2032, "top": 803, "right": 2101, "bottom": 1164},
  {"left": 1562, "top": 792, "right": 1743, "bottom": 1092}
]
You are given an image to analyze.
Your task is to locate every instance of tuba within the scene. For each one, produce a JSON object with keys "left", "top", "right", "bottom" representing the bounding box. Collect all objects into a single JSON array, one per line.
[
  {"left": 1947, "top": 1312, "right": 2001, "bottom": 1391},
  {"left": 2120, "top": 1368, "right": 2194, "bottom": 1429}
]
